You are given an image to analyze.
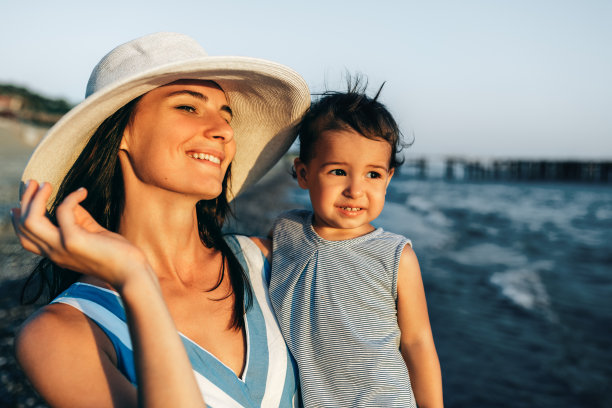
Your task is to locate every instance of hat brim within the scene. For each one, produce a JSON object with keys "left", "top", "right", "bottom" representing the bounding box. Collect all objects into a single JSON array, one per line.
[{"left": 21, "top": 56, "right": 310, "bottom": 204}]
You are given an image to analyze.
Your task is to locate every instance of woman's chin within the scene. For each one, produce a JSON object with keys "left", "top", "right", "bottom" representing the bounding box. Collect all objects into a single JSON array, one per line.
[{"left": 191, "top": 185, "right": 224, "bottom": 201}]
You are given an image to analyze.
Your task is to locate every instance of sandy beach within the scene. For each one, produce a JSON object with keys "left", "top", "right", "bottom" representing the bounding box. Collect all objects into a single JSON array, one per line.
[
  {"left": 0, "top": 119, "right": 302, "bottom": 407},
  {"left": 0, "top": 119, "right": 46, "bottom": 407}
]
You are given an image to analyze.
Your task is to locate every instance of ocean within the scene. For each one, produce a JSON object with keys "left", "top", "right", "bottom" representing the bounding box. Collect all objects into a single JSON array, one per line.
[
  {"left": 287, "top": 174, "right": 612, "bottom": 407},
  {"left": 1, "top": 122, "right": 610, "bottom": 406}
]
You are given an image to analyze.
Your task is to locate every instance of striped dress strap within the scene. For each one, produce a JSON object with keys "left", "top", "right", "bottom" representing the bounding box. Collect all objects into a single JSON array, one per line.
[
  {"left": 51, "top": 236, "right": 300, "bottom": 407},
  {"left": 51, "top": 283, "right": 137, "bottom": 384},
  {"left": 225, "top": 235, "right": 301, "bottom": 407}
]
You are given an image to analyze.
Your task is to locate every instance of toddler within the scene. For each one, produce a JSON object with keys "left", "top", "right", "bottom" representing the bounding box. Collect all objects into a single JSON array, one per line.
[{"left": 269, "top": 81, "right": 443, "bottom": 407}]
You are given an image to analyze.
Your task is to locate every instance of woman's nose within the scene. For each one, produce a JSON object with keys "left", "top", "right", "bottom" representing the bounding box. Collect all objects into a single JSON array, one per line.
[{"left": 203, "top": 114, "right": 234, "bottom": 143}]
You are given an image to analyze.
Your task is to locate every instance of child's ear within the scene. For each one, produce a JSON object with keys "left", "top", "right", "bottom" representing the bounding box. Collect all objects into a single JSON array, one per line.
[
  {"left": 385, "top": 168, "right": 395, "bottom": 189},
  {"left": 294, "top": 158, "right": 309, "bottom": 189}
]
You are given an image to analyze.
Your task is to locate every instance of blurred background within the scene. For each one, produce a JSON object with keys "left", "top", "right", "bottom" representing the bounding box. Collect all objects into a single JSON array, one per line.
[{"left": 1, "top": 1, "right": 610, "bottom": 407}]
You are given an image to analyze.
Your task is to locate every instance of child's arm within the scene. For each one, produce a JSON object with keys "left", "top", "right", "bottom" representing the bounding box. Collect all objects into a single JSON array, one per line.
[
  {"left": 397, "top": 245, "right": 444, "bottom": 408},
  {"left": 250, "top": 236, "right": 272, "bottom": 263}
]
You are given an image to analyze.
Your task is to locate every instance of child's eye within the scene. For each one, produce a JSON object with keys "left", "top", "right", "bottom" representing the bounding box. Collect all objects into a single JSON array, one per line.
[
  {"left": 176, "top": 105, "right": 196, "bottom": 113},
  {"left": 366, "top": 171, "right": 382, "bottom": 179},
  {"left": 329, "top": 169, "right": 346, "bottom": 176}
]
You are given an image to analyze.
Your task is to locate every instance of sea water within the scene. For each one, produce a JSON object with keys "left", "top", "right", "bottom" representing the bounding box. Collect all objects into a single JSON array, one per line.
[{"left": 288, "top": 175, "right": 612, "bottom": 408}]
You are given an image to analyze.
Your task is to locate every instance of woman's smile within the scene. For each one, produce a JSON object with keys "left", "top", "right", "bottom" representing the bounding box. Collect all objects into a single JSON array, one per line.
[
  {"left": 186, "top": 150, "right": 224, "bottom": 165},
  {"left": 119, "top": 80, "right": 236, "bottom": 199}
]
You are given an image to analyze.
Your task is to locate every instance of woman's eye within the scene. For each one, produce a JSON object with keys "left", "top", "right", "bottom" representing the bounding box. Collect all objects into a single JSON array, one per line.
[
  {"left": 366, "top": 171, "right": 382, "bottom": 179},
  {"left": 329, "top": 169, "right": 346, "bottom": 176},
  {"left": 176, "top": 105, "right": 196, "bottom": 113}
]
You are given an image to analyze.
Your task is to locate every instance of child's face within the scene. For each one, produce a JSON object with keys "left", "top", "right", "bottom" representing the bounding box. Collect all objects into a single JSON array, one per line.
[{"left": 295, "top": 129, "right": 394, "bottom": 240}]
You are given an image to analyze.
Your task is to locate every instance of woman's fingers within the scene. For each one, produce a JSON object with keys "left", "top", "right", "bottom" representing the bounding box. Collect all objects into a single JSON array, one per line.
[
  {"left": 18, "top": 183, "right": 61, "bottom": 245},
  {"left": 18, "top": 179, "right": 38, "bottom": 211},
  {"left": 12, "top": 209, "right": 62, "bottom": 259},
  {"left": 22, "top": 182, "right": 52, "bottom": 221},
  {"left": 14, "top": 181, "right": 68, "bottom": 260},
  {"left": 55, "top": 188, "right": 87, "bottom": 228},
  {"left": 14, "top": 183, "right": 140, "bottom": 282},
  {"left": 55, "top": 188, "right": 90, "bottom": 249},
  {"left": 10, "top": 208, "right": 44, "bottom": 256}
]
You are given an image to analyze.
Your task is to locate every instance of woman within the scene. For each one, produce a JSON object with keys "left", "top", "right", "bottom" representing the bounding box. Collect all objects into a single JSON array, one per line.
[{"left": 11, "top": 32, "right": 310, "bottom": 407}]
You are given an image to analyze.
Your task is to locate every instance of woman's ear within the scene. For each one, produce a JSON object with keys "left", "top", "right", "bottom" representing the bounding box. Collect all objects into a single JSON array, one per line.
[
  {"left": 119, "top": 128, "right": 130, "bottom": 151},
  {"left": 294, "top": 158, "right": 309, "bottom": 190}
]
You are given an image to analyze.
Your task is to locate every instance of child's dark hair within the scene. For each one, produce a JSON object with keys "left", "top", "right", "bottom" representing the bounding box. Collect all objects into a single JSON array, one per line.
[{"left": 296, "top": 76, "right": 407, "bottom": 172}]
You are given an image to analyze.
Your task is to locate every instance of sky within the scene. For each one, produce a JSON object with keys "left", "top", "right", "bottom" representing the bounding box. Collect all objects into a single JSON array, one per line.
[{"left": 1, "top": 0, "right": 611, "bottom": 159}]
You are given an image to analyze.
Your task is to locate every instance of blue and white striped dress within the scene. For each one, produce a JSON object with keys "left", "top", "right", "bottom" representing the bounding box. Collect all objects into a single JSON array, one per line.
[
  {"left": 51, "top": 235, "right": 300, "bottom": 408},
  {"left": 269, "top": 209, "right": 416, "bottom": 407}
]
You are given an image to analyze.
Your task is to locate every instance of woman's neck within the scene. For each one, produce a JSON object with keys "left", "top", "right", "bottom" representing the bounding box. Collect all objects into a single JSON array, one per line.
[{"left": 118, "top": 182, "right": 218, "bottom": 285}]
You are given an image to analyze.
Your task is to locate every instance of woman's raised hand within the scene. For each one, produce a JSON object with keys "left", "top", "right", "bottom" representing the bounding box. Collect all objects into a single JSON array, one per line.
[
  {"left": 11, "top": 180, "right": 150, "bottom": 289},
  {"left": 12, "top": 182, "right": 205, "bottom": 407}
]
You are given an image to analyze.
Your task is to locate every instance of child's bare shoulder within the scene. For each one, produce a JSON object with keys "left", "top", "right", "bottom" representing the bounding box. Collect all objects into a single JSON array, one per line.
[
  {"left": 249, "top": 236, "right": 272, "bottom": 261},
  {"left": 398, "top": 242, "right": 422, "bottom": 281}
]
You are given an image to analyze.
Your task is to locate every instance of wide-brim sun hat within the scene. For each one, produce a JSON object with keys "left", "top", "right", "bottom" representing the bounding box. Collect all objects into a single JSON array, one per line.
[{"left": 21, "top": 32, "right": 310, "bottom": 203}]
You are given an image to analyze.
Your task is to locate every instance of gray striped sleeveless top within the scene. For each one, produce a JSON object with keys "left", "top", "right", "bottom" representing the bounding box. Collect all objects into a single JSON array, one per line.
[{"left": 269, "top": 209, "right": 416, "bottom": 407}]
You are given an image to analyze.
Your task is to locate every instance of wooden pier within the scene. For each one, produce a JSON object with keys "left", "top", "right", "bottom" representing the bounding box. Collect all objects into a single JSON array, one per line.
[{"left": 401, "top": 158, "right": 612, "bottom": 183}]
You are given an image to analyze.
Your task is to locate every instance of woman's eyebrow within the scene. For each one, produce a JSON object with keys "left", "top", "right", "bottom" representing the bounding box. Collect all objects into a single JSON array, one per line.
[
  {"left": 168, "top": 89, "right": 207, "bottom": 100},
  {"left": 167, "top": 90, "right": 233, "bottom": 118}
]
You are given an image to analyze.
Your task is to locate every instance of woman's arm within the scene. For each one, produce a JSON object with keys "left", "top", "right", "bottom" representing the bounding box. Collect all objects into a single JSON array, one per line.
[
  {"left": 12, "top": 181, "right": 204, "bottom": 407},
  {"left": 396, "top": 245, "right": 444, "bottom": 408},
  {"left": 121, "top": 264, "right": 204, "bottom": 408},
  {"left": 15, "top": 303, "right": 138, "bottom": 407}
]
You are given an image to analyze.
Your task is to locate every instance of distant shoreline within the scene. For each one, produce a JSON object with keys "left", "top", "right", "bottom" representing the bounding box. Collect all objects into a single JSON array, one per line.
[{"left": 0, "top": 117, "right": 48, "bottom": 149}]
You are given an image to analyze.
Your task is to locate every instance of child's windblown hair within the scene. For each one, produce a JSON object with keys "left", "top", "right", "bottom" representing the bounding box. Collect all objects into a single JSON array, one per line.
[{"left": 296, "top": 76, "right": 409, "bottom": 171}]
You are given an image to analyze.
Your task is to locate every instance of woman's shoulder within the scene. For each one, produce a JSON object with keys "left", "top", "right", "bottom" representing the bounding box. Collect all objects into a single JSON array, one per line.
[
  {"left": 16, "top": 281, "right": 120, "bottom": 368},
  {"left": 16, "top": 300, "right": 114, "bottom": 360},
  {"left": 224, "top": 234, "right": 272, "bottom": 265},
  {"left": 17, "top": 302, "right": 85, "bottom": 341},
  {"left": 15, "top": 302, "right": 115, "bottom": 385},
  {"left": 15, "top": 300, "right": 135, "bottom": 405}
]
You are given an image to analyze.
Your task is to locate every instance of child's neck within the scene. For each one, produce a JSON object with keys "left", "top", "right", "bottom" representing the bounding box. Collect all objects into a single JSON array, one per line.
[{"left": 312, "top": 218, "right": 376, "bottom": 241}]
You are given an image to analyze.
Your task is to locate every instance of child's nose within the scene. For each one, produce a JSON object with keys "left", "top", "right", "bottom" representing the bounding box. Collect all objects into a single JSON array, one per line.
[{"left": 343, "top": 177, "right": 364, "bottom": 198}]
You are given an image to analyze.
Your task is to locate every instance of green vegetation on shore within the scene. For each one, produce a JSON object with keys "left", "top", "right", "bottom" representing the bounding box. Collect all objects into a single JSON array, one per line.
[{"left": 0, "top": 83, "right": 72, "bottom": 126}]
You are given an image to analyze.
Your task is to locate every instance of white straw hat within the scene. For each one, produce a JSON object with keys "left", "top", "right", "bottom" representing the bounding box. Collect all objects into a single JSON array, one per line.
[{"left": 21, "top": 32, "right": 310, "bottom": 203}]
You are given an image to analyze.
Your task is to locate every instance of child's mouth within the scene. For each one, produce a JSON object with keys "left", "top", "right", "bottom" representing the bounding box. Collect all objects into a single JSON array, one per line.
[{"left": 338, "top": 206, "right": 364, "bottom": 214}]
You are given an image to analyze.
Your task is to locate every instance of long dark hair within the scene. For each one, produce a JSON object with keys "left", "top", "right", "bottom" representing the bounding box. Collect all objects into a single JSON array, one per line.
[{"left": 21, "top": 96, "right": 252, "bottom": 330}]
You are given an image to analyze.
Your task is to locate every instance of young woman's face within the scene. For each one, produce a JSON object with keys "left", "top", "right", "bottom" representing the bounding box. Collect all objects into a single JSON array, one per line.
[
  {"left": 120, "top": 80, "right": 235, "bottom": 200},
  {"left": 294, "top": 129, "right": 394, "bottom": 240}
]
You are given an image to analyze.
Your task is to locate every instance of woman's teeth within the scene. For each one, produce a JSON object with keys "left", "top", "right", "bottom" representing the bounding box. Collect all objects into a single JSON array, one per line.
[{"left": 187, "top": 152, "right": 221, "bottom": 164}]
